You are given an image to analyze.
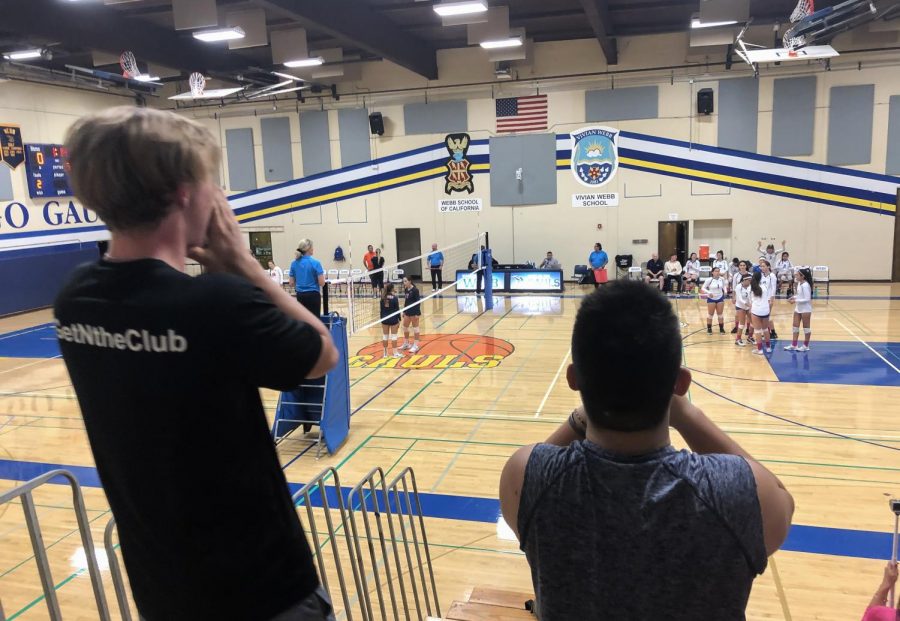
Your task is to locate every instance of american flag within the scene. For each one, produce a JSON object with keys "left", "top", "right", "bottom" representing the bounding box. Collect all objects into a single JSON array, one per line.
[{"left": 495, "top": 95, "right": 548, "bottom": 133}]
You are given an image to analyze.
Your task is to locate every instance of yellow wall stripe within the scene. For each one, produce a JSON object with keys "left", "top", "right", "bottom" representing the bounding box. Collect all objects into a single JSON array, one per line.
[
  {"left": 237, "top": 154, "right": 894, "bottom": 222},
  {"left": 618, "top": 156, "right": 896, "bottom": 213}
]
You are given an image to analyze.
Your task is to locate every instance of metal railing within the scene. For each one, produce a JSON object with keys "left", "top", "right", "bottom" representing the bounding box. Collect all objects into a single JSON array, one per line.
[
  {"left": 345, "top": 467, "right": 440, "bottom": 621},
  {"left": 102, "top": 466, "right": 439, "bottom": 621},
  {"left": 0, "top": 469, "right": 111, "bottom": 620},
  {"left": 104, "top": 517, "right": 133, "bottom": 621}
]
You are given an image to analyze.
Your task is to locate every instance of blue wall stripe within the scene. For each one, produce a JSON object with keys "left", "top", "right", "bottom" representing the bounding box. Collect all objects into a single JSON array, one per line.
[
  {"left": 0, "top": 224, "right": 106, "bottom": 242},
  {"left": 0, "top": 457, "right": 892, "bottom": 561}
]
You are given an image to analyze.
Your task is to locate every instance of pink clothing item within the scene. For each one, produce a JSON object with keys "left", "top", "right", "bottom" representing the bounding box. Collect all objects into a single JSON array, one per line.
[{"left": 862, "top": 605, "right": 898, "bottom": 621}]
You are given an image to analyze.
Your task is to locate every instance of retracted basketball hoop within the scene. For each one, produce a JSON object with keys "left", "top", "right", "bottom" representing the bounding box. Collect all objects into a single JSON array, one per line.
[
  {"left": 119, "top": 51, "right": 139, "bottom": 79},
  {"left": 189, "top": 72, "right": 206, "bottom": 98},
  {"left": 785, "top": 0, "right": 814, "bottom": 48}
]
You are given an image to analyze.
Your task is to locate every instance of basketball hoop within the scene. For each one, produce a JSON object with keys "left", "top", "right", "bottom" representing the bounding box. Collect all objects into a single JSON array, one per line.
[
  {"left": 790, "top": 0, "right": 815, "bottom": 23},
  {"left": 188, "top": 72, "right": 206, "bottom": 97},
  {"left": 119, "top": 51, "right": 139, "bottom": 79},
  {"left": 784, "top": 0, "right": 814, "bottom": 48}
]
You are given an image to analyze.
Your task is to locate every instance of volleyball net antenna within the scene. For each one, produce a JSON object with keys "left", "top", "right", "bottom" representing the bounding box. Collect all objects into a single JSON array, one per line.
[{"left": 335, "top": 232, "right": 486, "bottom": 335}]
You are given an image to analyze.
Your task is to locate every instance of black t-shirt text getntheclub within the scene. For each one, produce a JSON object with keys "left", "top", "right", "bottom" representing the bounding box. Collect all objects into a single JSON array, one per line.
[{"left": 54, "top": 259, "right": 323, "bottom": 621}]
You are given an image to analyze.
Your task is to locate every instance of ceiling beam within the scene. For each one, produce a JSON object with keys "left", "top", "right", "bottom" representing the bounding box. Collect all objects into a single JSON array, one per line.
[
  {"left": 0, "top": 0, "right": 256, "bottom": 76},
  {"left": 251, "top": 0, "right": 438, "bottom": 80},
  {"left": 578, "top": 0, "right": 619, "bottom": 65}
]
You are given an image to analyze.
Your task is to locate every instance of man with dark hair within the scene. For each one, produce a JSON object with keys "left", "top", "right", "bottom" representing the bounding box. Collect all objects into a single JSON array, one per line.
[{"left": 499, "top": 280, "right": 794, "bottom": 620}]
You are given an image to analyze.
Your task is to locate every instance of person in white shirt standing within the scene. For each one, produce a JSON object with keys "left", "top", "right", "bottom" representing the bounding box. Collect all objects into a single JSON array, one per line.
[
  {"left": 757, "top": 240, "right": 787, "bottom": 264},
  {"left": 701, "top": 267, "right": 728, "bottom": 335},
  {"left": 267, "top": 260, "right": 284, "bottom": 287},
  {"left": 784, "top": 268, "right": 814, "bottom": 352},
  {"left": 759, "top": 259, "right": 779, "bottom": 339},
  {"left": 730, "top": 261, "right": 751, "bottom": 336},
  {"left": 712, "top": 251, "right": 729, "bottom": 285},
  {"left": 750, "top": 271, "right": 773, "bottom": 355},
  {"left": 734, "top": 273, "right": 753, "bottom": 347}
]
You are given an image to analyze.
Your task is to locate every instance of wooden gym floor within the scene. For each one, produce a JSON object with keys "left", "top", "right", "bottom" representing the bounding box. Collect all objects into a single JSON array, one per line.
[{"left": 1, "top": 282, "right": 899, "bottom": 620}]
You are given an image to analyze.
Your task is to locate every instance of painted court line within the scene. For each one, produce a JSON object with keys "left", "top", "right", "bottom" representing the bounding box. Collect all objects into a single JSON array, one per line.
[
  {"left": 833, "top": 318, "right": 900, "bottom": 374},
  {"left": 0, "top": 457, "right": 894, "bottom": 562},
  {"left": 535, "top": 347, "right": 570, "bottom": 417},
  {"left": 0, "top": 356, "right": 61, "bottom": 375}
]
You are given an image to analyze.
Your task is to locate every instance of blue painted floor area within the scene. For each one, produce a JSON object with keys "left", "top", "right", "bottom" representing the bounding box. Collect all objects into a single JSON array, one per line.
[
  {"left": 767, "top": 340, "right": 900, "bottom": 387},
  {"left": 0, "top": 323, "right": 58, "bottom": 358},
  {"left": 0, "top": 457, "right": 892, "bottom": 562}
]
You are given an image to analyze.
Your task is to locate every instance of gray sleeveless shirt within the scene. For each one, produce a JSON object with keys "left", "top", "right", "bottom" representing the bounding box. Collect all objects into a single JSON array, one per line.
[{"left": 518, "top": 442, "right": 767, "bottom": 620}]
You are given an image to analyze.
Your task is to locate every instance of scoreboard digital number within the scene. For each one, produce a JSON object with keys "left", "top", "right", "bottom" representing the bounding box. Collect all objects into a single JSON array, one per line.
[{"left": 24, "top": 144, "right": 73, "bottom": 198}]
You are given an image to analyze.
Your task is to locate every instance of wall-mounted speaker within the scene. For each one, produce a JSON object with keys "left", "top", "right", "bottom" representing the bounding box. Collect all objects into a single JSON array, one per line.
[
  {"left": 369, "top": 112, "right": 385, "bottom": 136},
  {"left": 697, "top": 88, "right": 714, "bottom": 115}
]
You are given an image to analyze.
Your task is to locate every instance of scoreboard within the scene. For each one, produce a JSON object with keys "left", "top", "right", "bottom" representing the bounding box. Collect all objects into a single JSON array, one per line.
[{"left": 24, "top": 144, "right": 73, "bottom": 198}]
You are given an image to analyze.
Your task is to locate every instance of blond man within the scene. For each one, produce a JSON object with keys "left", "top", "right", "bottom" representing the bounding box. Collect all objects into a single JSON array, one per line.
[{"left": 56, "top": 107, "right": 338, "bottom": 621}]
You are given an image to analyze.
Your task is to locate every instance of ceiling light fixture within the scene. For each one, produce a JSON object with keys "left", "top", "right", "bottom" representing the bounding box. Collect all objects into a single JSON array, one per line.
[
  {"left": 691, "top": 18, "right": 738, "bottom": 29},
  {"left": 283, "top": 57, "right": 324, "bottom": 68},
  {"left": 433, "top": 0, "right": 488, "bottom": 17},
  {"left": 3, "top": 49, "right": 43, "bottom": 60},
  {"left": 134, "top": 74, "right": 161, "bottom": 82},
  {"left": 480, "top": 37, "right": 522, "bottom": 49},
  {"left": 192, "top": 27, "right": 246, "bottom": 42}
]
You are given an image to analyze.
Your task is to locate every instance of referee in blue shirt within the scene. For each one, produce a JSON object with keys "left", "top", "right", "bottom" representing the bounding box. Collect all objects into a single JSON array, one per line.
[
  {"left": 289, "top": 239, "right": 326, "bottom": 315},
  {"left": 427, "top": 243, "right": 444, "bottom": 292}
]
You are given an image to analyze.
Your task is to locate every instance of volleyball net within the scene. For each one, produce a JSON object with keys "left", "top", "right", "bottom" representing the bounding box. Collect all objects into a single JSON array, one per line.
[{"left": 330, "top": 232, "right": 486, "bottom": 335}]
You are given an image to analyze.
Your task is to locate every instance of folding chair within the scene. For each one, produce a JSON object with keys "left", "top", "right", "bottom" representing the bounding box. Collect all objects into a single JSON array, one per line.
[
  {"left": 628, "top": 266, "right": 643, "bottom": 281},
  {"left": 812, "top": 265, "right": 830, "bottom": 296}
]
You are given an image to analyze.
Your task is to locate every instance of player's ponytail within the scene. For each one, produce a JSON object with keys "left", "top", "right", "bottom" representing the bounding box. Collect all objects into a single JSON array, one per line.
[{"left": 751, "top": 271, "right": 763, "bottom": 298}]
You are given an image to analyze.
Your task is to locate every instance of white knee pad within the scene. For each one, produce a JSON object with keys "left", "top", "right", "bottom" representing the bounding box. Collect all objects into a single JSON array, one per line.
[
  {"left": 792, "top": 327, "right": 800, "bottom": 334},
  {"left": 803, "top": 328, "right": 812, "bottom": 334},
  {"left": 391, "top": 334, "right": 398, "bottom": 342}
]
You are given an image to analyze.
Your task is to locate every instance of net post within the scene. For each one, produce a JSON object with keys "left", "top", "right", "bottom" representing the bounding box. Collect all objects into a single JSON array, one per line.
[
  {"left": 322, "top": 281, "right": 330, "bottom": 315},
  {"left": 484, "top": 246, "right": 494, "bottom": 311}
]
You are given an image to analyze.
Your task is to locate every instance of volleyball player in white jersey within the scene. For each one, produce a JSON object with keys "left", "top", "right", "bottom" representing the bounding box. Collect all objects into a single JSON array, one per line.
[
  {"left": 759, "top": 259, "right": 779, "bottom": 339},
  {"left": 784, "top": 268, "right": 814, "bottom": 352},
  {"left": 684, "top": 252, "right": 701, "bottom": 293},
  {"left": 731, "top": 260, "right": 751, "bottom": 335},
  {"left": 750, "top": 271, "right": 772, "bottom": 355},
  {"left": 734, "top": 273, "right": 753, "bottom": 346},
  {"left": 701, "top": 267, "right": 728, "bottom": 334},
  {"left": 712, "top": 251, "right": 729, "bottom": 282},
  {"left": 775, "top": 252, "right": 794, "bottom": 296}
]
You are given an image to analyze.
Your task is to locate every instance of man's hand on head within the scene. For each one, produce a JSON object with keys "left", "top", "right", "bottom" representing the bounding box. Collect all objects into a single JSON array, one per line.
[{"left": 188, "top": 190, "right": 258, "bottom": 278}]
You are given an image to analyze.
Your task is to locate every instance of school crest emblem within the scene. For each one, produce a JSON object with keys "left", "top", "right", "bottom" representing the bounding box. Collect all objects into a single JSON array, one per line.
[
  {"left": 571, "top": 126, "right": 618, "bottom": 188},
  {"left": 444, "top": 133, "right": 474, "bottom": 195}
]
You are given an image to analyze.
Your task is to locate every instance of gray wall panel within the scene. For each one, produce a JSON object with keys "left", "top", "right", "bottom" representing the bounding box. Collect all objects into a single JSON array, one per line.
[
  {"left": 827, "top": 85, "right": 874, "bottom": 166},
  {"left": 718, "top": 77, "right": 759, "bottom": 153},
  {"left": 403, "top": 101, "right": 468, "bottom": 135},
  {"left": 300, "top": 110, "right": 332, "bottom": 177},
  {"left": 585, "top": 86, "right": 659, "bottom": 122},
  {"left": 338, "top": 108, "right": 372, "bottom": 168},
  {"left": 0, "top": 165, "right": 12, "bottom": 200},
  {"left": 771, "top": 76, "right": 816, "bottom": 157},
  {"left": 225, "top": 128, "right": 257, "bottom": 191},
  {"left": 490, "top": 134, "right": 557, "bottom": 206},
  {"left": 260, "top": 116, "right": 294, "bottom": 182},
  {"left": 885, "top": 95, "right": 900, "bottom": 174}
]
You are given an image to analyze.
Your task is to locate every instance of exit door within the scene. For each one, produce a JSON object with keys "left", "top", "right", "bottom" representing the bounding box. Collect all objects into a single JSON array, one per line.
[
  {"left": 249, "top": 232, "right": 273, "bottom": 269},
  {"left": 395, "top": 228, "right": 422, "bottom": 279},
  {"left": 659, "top": 221, "right": 689, "bottom": 266}
]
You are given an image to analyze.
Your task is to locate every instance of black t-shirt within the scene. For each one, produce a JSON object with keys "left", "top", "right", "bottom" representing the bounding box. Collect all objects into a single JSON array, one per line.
[
  {"left": 646, "top": 259, "right": 664, "bottom": 275},
  {"left": 53, "top": 259, "right": 323, "bottom": 621},
  {"left": 380, "top": 293, "right": 400, "bottom": 323}
]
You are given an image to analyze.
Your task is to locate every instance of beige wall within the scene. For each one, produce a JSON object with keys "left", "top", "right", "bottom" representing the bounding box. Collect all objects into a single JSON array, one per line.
[
  {"left": 1, "top": 33, "right": 897, "bottom": 280},
  {"left": 178, "top": 36, "right": 899, "bottom": 280}
]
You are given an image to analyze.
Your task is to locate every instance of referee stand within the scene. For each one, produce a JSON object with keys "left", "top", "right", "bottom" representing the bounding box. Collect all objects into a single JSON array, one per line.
[{"left": 271, "top": 311, "right": 351, "bottom": 459}]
